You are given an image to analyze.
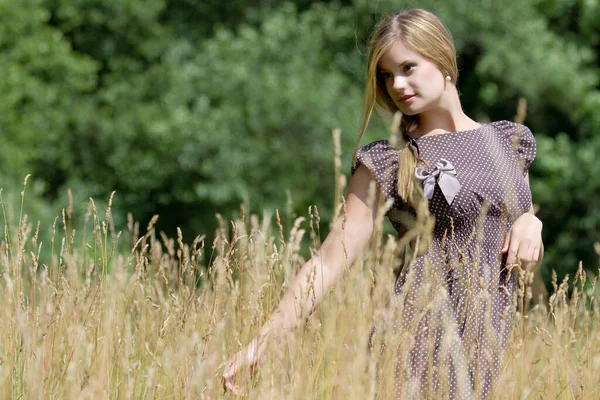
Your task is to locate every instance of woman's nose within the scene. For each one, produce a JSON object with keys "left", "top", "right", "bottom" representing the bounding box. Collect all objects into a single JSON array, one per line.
[{"left": 392, "top": 75, "right": 408, "bottom": 91}]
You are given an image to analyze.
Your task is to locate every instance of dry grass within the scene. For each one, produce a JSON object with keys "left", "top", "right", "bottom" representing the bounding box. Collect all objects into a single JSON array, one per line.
[{"left": 0, "top": 171, "right": 599, "bottom": 400}]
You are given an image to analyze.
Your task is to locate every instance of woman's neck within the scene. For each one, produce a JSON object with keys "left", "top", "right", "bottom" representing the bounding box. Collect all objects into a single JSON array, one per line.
[{"left": 409, "top": 88, "right": 480, "bottom": 138}]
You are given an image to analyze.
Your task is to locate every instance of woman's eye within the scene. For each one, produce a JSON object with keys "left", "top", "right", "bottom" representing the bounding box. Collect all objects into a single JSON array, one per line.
[
  {"left": 404, "top": 63, "right": 416, "bottom": 72},
  {"left": 381, "top": 71, "right": 392, "bottom": 79}
]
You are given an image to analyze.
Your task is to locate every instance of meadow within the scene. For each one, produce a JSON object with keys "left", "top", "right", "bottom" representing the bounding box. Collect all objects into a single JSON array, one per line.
[
  {"left": 0, "top": 175, "right": 598, "bottom": 399},
  {"left": 3, "top": 1, "right": 600, "bottom": 398}
]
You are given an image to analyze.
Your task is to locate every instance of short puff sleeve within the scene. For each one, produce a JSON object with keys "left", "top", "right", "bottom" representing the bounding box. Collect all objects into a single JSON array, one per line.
[
  {"left": 495, "top": 120, "right": 537, "bottom": 175},
  {"left": 351, "top": 140, "right": 399, "bottom": 201}
]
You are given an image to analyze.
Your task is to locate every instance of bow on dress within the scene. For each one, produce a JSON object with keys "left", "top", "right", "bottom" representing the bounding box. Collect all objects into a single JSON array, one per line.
[{"left": 414, "top": 159, "right": 461, "bottom": 205}]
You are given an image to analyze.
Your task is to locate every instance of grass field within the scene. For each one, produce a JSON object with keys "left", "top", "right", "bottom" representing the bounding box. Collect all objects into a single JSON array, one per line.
[{"left": 1, "top": 178, "right": 599, "bottom": 399}]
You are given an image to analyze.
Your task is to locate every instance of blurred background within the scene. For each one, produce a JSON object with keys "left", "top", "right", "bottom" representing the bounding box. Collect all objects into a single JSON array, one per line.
[{"left": 1, "top": 0, "right": 599, "bottom": 289}]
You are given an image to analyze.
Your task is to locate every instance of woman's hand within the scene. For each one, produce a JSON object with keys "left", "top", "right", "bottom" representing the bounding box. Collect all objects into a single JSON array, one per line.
[
  {"left": 502, "top": 212, "right": 543, "bottom": 272},
  {"left": 222, "top": 335, "right": 265, "bottom": 396}
]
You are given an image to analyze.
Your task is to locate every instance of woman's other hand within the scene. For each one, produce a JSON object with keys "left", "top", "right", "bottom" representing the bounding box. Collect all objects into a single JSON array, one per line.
[
  {"left": 502, "top": 212, "right": 543, "bottom": 272},
  {"left": 222, "top": 335, "right": 265, "bottom": 396}
]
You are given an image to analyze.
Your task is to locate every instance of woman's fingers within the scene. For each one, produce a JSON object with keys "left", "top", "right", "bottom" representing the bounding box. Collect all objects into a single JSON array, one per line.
[
  {"left": 533, "top": 246, "right": 541, "bottom": 263},
  {"left": 523, "top": 246, "right": 541, "bottom": 272},
  {"left": 506, "top": 238, "right": 543, "bottom": 274},
  {"left": 223, "top": 354, "right": 239, "bottom": 379},
  {"left": 525, "top": 245, "right": 537, "bottom": 264},
  {"left": 222, "top": 354, "right": 243, "bottom": 396},
  {"left": 223, "top": 370, "right": 243, "bottom": 397},
  {"left": 518, "top": 241, "right": 532, "bottom": 263},
  {"left": 506, "top": 236, "right": 520, "bottom": 265},
  {"left": 223, "top": 343, "right": 262, "bottom": 396},
  {"left": 224, "top": 380, "right": 242, "bottom": 397},
  {"left": 501, "top": 231, "right": 511, "bottom": 253}
]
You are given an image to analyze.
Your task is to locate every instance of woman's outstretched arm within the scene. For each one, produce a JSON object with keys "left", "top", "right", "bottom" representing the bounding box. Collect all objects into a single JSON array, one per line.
[
  {"left": 222, "top": 165, "right": 383, "bottom": 394},
  {"left": 257, "top": 165, "right": 382, "bottom": 334}
]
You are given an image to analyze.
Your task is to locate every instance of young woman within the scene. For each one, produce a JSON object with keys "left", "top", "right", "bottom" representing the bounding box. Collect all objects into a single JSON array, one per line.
[{"left": 223, "top": 8, "right": 543, "bottom": 398}]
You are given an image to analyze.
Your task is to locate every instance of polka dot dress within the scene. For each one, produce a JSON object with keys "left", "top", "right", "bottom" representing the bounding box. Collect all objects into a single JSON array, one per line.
[{"left": 351, "top": 121, "right": 536, "bottom": 399}]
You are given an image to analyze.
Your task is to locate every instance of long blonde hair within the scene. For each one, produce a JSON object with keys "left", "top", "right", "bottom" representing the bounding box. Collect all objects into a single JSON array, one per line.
[{"left": 352, "top": 9, "right": 458, "bottom": 203}]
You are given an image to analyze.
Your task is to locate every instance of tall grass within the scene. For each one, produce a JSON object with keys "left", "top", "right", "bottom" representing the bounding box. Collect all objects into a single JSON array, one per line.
[{"left": 0, "top": 168, "right": 598, "bottom": 399}]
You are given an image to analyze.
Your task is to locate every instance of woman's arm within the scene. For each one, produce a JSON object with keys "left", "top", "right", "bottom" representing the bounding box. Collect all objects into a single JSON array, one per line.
[
  {"left": 258, "top": 165, "right": 381, "bottom": 335},
  {"left": 223, "top": 165, "right": 384, "bottom": 394}
]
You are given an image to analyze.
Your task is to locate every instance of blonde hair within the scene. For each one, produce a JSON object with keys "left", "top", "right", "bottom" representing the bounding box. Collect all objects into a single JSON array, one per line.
[{"left": 352, "top": 9, "right": 458, "bottom": 203}]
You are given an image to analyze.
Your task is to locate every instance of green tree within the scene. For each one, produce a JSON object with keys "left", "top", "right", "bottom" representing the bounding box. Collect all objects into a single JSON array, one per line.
[{"left": 2, "top": 0, "right": 600, "bottom": 286}]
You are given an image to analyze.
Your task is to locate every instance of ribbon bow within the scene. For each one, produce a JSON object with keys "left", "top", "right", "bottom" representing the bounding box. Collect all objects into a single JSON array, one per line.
[{"left": 415, "top": 158, "right": 461, "bottom": 205}]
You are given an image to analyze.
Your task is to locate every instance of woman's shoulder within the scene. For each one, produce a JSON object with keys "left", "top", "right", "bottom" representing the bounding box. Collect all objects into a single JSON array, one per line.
[
  {"left": 488, "top": 120, "right": 536, "bottom": 170},
  {"left": 358, "top": 139, "right": 396, "bottom": 152},
  {"left": 351, "top": 138, "right": 401, "bottom": 201},
  {"left": 488, "top": 120, "right": 533, "bottom": 137},
  {"left": 351, "top": 139, "right": 399, "bottom": 176}
]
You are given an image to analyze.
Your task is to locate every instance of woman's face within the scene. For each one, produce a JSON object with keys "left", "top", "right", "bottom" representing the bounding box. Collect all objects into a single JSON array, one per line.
[{"left": 378, "top": 40, "right": 447, "bottom": 116}]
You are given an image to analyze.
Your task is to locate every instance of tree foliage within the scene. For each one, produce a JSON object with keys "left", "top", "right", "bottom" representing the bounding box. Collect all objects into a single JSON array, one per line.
[{"left": 1, "top": 0, "right": 600, "bottom": 285}]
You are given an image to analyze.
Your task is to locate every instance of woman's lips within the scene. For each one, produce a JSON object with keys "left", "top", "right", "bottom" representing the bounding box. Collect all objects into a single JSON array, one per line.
[{"left": 400, "top": 94, "right": 416, "bottom": 103}]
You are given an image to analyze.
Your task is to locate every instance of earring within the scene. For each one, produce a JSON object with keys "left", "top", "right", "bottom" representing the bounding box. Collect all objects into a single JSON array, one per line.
[{"left": 445, "top": 75, "right": 452, "bottom": 82}]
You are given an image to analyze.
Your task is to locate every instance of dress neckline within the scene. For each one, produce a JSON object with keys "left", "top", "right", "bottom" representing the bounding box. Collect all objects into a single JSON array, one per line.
[{"left": 411, "top": 122, "right": 491, "bottom": 141}]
